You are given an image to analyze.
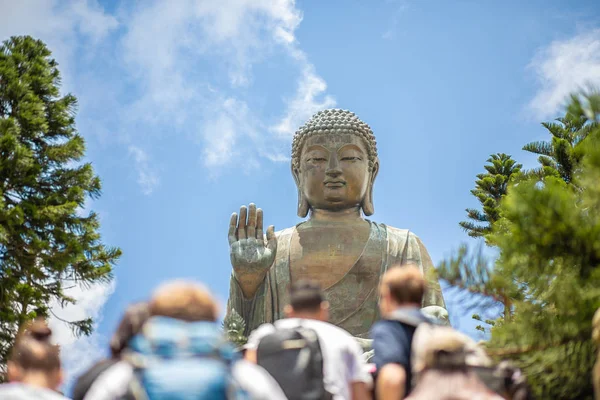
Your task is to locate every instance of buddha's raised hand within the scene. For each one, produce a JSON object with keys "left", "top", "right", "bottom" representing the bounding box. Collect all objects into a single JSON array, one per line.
[{"left": 228, "top": 203, "right": 277, "bottom": 299}]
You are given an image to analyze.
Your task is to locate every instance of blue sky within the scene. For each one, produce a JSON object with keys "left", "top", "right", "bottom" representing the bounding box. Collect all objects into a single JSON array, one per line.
[{"left": 1, "top": 0, "right": 600, "bottom": 385}]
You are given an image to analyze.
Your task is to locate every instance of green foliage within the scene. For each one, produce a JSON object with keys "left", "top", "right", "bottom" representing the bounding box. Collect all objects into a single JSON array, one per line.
[
  {"left": 522, "top": 104, "right": 597, "bottom": 184},
  {"left": 223, "top": 309, "right": 247, "bottom": 347},
  {"left": 442, "top": 91, "right": 600, "bottom": 399},
  {"left": 459, "top": 153, "right": 522, "bottom": 240},
  {"left": 0, "top": 36, "right": 121, "bottom": 371}
]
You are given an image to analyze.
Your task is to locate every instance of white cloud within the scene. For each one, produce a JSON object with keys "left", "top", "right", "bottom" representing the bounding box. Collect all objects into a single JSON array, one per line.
[
  {"left": 48, "top": 281, "right": 116, "bottom": 385},
  {"left": 381, "top": 0, "right": 409, "bottom": 40},
  {"left": 271, "top": 49, "right": 336, "bottom": 138},
  {"left": 529, "top": 28, "right": 600, "bottom": 118},
  {"left": 0, "top": 0, "right": 118, "bottom": 91},
  {"left": 128, "top": 145, "right": 160, "bottom": 195},
  {"left": 120, "top": 0, "right": 334, "bottom": 167}
]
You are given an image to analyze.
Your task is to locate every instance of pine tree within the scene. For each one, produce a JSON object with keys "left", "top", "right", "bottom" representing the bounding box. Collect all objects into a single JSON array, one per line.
[
  {"left": 523, "top": 109, "right": 597, "bottom": 185},
  {"left": 441, "top": 91, "right": 600, "bottom": 399},
  {"left": 0, "top": 36, "right": 121, "bottom": 372},
  {"left": 459, "top": 153, "right": 522, "bottom": 239}
]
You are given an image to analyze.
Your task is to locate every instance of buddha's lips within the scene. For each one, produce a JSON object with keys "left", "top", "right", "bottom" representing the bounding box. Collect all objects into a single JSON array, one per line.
[{"left": 324, "top": 181, "right": 346, "bottom": 188}]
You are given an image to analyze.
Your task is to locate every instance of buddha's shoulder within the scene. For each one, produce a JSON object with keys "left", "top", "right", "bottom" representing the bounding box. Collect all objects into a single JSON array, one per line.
[{"left": 370, "top": 221, "right": 422, "bottom": 242}]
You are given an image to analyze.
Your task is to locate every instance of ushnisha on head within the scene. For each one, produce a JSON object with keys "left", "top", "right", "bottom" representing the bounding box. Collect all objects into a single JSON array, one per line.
[{"left": 291, "top": 109, "right": 380, "bottom": 218}]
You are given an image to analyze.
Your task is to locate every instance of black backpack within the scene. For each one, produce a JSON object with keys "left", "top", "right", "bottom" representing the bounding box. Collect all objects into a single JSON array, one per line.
[{"left": 256, "top": 326, "right": 332, "bottom": 400}]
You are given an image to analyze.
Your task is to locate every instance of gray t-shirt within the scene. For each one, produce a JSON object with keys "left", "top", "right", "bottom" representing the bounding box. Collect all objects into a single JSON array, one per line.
[
  {"left": 0, "top": 383, "right": 69, "bottom": 399},
  {"left": 247, "top": 318, "right": 373, "bottom": 400}
]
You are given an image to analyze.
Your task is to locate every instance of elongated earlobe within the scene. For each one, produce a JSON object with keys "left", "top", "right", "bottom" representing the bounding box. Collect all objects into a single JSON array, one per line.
[
  {"left": 292, "top": 165, "right": 309, "bottom": 218},
  {"left": 362, "top": 159, "right": 379, "bottom": 216}
]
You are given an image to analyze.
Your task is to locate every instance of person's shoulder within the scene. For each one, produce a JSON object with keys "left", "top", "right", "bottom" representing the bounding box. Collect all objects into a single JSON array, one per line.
[
  {"left": 247, "top": 322, "right": 277, "bottom": 347},
  {"left": 0, "top": 383, "right": 69, "bottom": 400},
  {"left": 304, "top": 319, "right": 355, "bottom": 341},
  {"left": 371, "top": 319, "right": 402, "bottom": 335}
]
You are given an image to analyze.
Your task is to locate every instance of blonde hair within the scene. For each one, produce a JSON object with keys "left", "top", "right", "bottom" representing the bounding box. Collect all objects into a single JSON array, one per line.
[
  {"left": 412, "top": 325, "right": 491, "bottom": 376},
  {"left": 382, "top": 265, "right": 425, "bottom": 305},
  {"left": 149, "top": 281, "right": 219, "bottom": 322}
]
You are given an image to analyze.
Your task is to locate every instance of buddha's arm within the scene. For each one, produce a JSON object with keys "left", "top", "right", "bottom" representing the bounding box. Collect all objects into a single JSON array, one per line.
[
  {"left": 415, "top": 236, "right": 446, "bottom": 309},
  {"left": 226, "top": 274, "right": 269, "bottom": 337},
  {"left": 413, "top": 236, "right": 450, "bottom": 324}
]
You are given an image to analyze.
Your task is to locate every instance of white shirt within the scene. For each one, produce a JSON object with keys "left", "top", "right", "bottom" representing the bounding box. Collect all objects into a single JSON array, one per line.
[
  {"left": 0, "top": 383, "right": 69, "bottom": 400},
  {"left": 82, "top": 360, "right": 287, "bottom": 400},
  {"left": 247, "top": 318, "right": 372, "bottom": 400}
]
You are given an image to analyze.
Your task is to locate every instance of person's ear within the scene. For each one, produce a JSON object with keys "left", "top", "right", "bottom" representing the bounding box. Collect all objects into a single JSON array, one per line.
[
  {"left": 362, "top": 159, "right": 379, "bottom": 216},
  {"left": 292, "top": 165, "right": 309, "bottom": 218}
]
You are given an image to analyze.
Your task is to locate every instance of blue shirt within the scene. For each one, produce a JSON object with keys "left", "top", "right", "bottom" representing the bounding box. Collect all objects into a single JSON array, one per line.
[{"left": 370, "top": 307, "right": 430, "bottom": 396}]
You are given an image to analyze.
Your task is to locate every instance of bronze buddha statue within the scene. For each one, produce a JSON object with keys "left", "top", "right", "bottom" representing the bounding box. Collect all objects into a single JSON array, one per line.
[{"left": 227, "top": 109, "right": 447, "bottom": 337}]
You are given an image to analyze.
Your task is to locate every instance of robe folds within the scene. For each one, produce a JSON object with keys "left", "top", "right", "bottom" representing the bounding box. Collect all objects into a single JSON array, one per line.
[{"left": 227, "top": 221, "right": 446, "bottom": 337}]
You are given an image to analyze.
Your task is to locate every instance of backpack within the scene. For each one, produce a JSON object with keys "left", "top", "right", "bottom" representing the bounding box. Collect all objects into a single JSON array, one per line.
[
  {"left": 122, "top": 316, "right": 248, "bottom": 400},
  {"left": 256, "top": 325, "right": 332, "bottom": 400},
  {"left": 71, "top": 358, "right": 119, "bottom": 400}
]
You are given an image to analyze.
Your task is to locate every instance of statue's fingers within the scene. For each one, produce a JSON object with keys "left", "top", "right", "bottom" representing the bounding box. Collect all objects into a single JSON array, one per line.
[
  {"left": 247, "top": 203, "right": 257, "bottom": 238},
  {"left": 266, "top": 225, "right": 277, "bottom": 252},
  {"left": 228, "top": 212, "right": 238, "bottom": 244},
  {"left": 256, "top": 208, "right": 264, "bottom": 241},
  {"left": 238, "top": 205, "right": 247, "bottom": 240}
]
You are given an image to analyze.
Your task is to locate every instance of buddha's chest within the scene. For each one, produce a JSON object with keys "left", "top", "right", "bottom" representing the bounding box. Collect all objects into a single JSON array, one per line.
[{"left": 289, "top": 223, "right": 372, "bottom": 288}]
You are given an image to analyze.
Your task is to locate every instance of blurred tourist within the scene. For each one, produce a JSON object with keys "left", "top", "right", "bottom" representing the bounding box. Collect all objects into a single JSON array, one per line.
[
  {"left": 82, "top": 280, "right": 286, "bottom": 400},
  {"left": 72, "top": 302, "right": 150, "bottom": 400},
  {"left": 370, "top": 266, "right": 434, "bottom": 399},
  {"left": 407, "top": 325, "right": 503, "bottom": 400},
  {"left": 245, "top": 280, "right": 372, "bottom": 400},
  {"left": 0, "top": 320, "right": 68, "bottom": 399}
]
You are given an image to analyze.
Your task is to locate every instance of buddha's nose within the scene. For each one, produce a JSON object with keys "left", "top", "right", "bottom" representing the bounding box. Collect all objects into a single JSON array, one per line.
[{"left": 326, "top": 157, "right": 342, "bottom": 177}]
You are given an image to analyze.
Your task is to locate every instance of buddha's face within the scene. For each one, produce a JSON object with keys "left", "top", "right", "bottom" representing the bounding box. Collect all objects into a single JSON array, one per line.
[{"left": 297, "top": 133, "right": 371, "bottom": 212}]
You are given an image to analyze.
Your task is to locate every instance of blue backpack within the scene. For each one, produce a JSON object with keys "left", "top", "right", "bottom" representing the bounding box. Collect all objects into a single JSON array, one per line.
[{"left": 123, "top": 317, "right": 248, "bottom": 400}]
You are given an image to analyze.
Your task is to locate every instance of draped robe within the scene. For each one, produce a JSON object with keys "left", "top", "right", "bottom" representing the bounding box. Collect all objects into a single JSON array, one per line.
[{"left": 227, "top": 221, "right": 446, "bottom": 337}]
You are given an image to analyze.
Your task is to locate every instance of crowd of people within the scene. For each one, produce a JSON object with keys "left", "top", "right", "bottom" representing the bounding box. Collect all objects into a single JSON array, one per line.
[{"left": 1, "top": 265, "right": 532, "bottom": 399}]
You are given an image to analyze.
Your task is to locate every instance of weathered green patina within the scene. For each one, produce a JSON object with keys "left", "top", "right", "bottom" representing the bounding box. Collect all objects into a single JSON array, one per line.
[{"left": 226, "top": 109, "right": 447, "bottom": 337}]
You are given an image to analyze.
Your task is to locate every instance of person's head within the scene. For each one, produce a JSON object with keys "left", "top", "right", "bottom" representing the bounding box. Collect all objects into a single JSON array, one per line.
[
  {"left": 149, "top": 280, "right": 219, "bottom": 322},
  {"left": 7, "top": 320, "right": 62, "bottom": 390},
  {"left": 379, "top": 265, "right": 425, "bottom": 315},
  {"left": 109, "top": 302, "right": 150, "bottom": 358},
  {"left": 291, "top": 109, "right": 380, "bottom": 217},
  {"left": 284, "top": 280, "right": 329, "bottom": 321},
  {"left": 407, "top": 326, "right": 502, "bottom": 400}
]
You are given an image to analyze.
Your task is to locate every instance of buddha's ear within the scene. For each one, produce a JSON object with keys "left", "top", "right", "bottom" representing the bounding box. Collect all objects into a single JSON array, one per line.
[
  {"left": 292, "top": 164, "right": 309, "bottom": 218},
  {"left": 362, "top": 159, "right": 379, "bottom": 216}
]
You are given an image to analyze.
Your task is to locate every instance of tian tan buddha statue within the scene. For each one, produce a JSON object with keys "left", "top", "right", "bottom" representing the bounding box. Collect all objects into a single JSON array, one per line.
[{"left": 226, "top": 109, "right": 448, "bottom": 338}]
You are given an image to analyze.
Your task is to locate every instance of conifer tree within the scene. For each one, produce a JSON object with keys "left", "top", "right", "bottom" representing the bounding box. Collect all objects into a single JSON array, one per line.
[
  {"left": 523, "top": 110, "right": 597, "bottom": 184},
  {"left": 440, "top": 92, "right": 600, "bottom": 399},
  {"left": 0, "top": 36, "right": 121, "bottom": 371},
  {"left": 459, "top": 153, "right": 522, "bottom": 239}
]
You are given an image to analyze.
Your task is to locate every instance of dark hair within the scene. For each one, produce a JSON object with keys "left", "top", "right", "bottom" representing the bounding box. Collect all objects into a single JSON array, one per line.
[
  {"left": 383, "top": 265, "right": 425, "bottom": 305},
  {"left": 10, "top": 320, "right": 61, "bottom": 372},
  {"left": 109, "top": 302, "right": 150, "bottom": 357},
  {"left": 289, "top": 280, "right": 325, "bottom": 312}
]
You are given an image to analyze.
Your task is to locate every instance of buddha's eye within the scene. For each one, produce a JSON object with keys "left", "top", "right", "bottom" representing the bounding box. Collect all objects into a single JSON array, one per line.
[
  {"left": 307, "top": 157, "right": 327, "bottom": 162},
  {"left": 341, "top": 156, "right": 361, "bottom": 162}
]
